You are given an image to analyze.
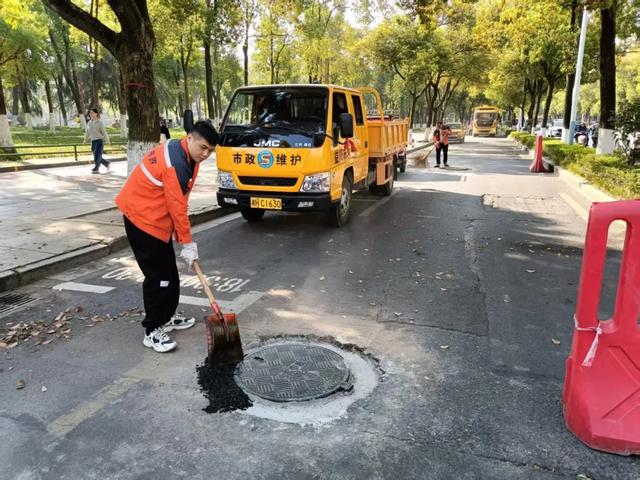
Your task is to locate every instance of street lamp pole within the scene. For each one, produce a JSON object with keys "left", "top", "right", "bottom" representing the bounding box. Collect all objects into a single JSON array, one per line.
[{"left": 565, "top": 7, "right": 589, "bottom": 145}]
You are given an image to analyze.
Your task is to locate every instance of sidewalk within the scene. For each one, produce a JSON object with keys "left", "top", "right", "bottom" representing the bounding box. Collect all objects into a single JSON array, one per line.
[
  {"left": 0, "top": 159, "right": 226, "bottom": 292},
  {"left": 0, "top": 152, "right": 127, "bottom": 173}
]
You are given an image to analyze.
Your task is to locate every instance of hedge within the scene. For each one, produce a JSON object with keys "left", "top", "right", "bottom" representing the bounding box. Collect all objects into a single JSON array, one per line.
[{"left": 509, "top": 132, "right": 640, "bottom": 199}]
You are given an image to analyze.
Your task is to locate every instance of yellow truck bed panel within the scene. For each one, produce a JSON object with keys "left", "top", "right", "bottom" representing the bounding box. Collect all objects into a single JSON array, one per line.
[{"left": 367, "top": 118, "right": 409, "bottom": 158}]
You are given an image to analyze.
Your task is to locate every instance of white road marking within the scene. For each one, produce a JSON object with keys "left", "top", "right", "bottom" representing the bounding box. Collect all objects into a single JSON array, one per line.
[
  {"left": 46, "top": 288, "right": 265, "bottom": 439},
  {"left": 180, "top": 290, "right": 264, "bottom": 311},
  {"left": 359, "top": 189, "right": 399, "bottom": 217},
  {"left": 558, "top": 192, "right": 589, "bottom": 221},
  {"left": 52, "top": 282, "right": 115, "bottom": 294}
]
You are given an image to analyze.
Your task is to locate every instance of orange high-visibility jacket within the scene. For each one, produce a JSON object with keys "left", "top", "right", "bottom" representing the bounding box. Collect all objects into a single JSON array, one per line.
[
  {"left": 432, "top": 127, "right": 449, "bottom": 147},
  {"left": 116, "top": 138, "right": 200, "bottom": 244}
]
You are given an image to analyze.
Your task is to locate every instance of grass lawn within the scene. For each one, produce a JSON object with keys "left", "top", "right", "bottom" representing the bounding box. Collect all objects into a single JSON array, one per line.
[{"left": 2, "top": 127, "right": 186, "bottom": 160}]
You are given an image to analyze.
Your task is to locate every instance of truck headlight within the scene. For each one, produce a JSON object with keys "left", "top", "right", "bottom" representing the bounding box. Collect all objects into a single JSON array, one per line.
[
  {"left": 301, "top": 172, "right": 330, "bottom": 192},
  {"left": 217, "top": 171, "right": 237, "bottom": 189}
]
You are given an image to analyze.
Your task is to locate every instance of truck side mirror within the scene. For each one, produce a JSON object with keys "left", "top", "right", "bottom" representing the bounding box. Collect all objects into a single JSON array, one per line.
[
  {"left": 313, "top": 131, "right": 326, "bottom": 147},
  {"left": 339, "top": 113, "right": 354, "bottom": 138},
  {"left": 183, "top": 110, "right": 194, "bottom": 133}
]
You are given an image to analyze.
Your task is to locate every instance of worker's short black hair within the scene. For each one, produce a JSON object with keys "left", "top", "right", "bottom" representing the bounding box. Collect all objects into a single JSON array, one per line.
[{"left": 190, "top": 120, "right": 220, "bottom": 146}]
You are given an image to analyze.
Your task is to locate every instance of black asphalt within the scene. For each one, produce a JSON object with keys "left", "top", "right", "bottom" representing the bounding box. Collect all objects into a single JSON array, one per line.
[{"left": 0, "top": 138, "right": 637, "bottom": 479}]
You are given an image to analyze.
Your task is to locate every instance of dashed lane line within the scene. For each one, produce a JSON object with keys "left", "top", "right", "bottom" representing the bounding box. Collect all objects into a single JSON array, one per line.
[
  {"left": 180, "top": 290, "right": 264, "bottom": 311},
  {"left": 52, "top": 282, "right": 115, "bottom": 294}
]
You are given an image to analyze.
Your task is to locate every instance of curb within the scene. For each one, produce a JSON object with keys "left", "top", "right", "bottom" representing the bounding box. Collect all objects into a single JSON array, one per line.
[
  {"left": 0, "top": 206, "right": 232, "bottom": 293},
  {"left": 509, "top": 137, "right": 616, "bottom": 204},
  {"left": 0, "top": 157, "right": 127, "bottom": 173}
]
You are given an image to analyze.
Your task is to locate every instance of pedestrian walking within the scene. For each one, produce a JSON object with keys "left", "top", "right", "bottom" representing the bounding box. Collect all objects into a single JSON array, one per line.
[
  {"left": 160, "top": 119, "right": 171, "bottom": 143},
  {"left": 85, "top": 108, "right": 111, "bottom": 174},
  {"left": 115, "top": 121, "right": 219, "bottom": 353},
  {"left": 432, "top": 121, "right": 450, "bottom": 168}
]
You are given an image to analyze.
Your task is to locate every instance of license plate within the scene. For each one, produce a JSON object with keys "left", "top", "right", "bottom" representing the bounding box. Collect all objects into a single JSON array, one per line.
[{"left": 250, "top": 197, "right": 282, "bottom": 210}]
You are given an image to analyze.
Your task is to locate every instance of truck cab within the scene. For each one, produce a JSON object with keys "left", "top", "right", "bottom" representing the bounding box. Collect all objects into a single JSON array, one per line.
[{"left": 215, "top": 84, "right": 407, "bottom": 226}]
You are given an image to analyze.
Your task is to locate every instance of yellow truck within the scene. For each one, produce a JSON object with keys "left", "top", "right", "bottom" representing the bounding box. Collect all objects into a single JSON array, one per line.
[
  {"left": 472, "top": 106, "right": 501, "bottom": 136},
  {"left": 215, "top": 84, "right": 409, "bottom": 226}
]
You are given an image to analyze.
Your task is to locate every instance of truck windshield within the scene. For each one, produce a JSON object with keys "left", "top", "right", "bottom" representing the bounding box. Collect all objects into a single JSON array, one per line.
[
  {"left": 221, "top": 87, "right": 328, "bottom": 148},
  {"left": 475, "top": 112, "right": 496, "bottom": 122}
]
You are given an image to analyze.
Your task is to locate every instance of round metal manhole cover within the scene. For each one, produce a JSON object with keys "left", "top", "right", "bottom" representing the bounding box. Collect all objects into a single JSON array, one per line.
[{"left": 234, "top": 344, "right": 353, "bottom": 402}]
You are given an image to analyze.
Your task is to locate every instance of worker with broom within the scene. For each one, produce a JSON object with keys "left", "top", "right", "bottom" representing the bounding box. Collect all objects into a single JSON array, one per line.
[{"left": 116, "top": 121, "right": 220, "bottom": 353}]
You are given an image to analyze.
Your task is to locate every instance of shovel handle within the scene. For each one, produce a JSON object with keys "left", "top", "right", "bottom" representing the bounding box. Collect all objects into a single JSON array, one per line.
[{"left": 193, "top": 260, "right": 218, "bottom": 307}]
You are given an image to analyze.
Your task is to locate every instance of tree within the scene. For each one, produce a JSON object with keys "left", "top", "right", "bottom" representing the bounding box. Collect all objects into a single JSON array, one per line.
[
  {"left": 597, "top": 1, "right": 616, "bottom": 153},
  {"left": 44, "top": 0, "right": 161, "bottom": 171}
]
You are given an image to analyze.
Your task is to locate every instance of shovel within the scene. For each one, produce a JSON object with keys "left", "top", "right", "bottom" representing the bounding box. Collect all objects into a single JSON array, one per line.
[{"left": 193, "top": 260, "right": 244, "bottom": 364}]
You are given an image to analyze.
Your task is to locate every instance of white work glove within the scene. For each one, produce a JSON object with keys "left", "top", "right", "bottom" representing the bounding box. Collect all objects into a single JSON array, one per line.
[{"left": 179, "top": 242, "right": 198, "bottom": 270}]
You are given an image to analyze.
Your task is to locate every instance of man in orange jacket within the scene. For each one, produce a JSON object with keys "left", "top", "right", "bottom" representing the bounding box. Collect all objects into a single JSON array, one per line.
[
  {"left": 116, "top": 121, "right": 219, "bottom": 353},
  {"left": 432, "top": 120, "right": 450, "bottom": 168}
]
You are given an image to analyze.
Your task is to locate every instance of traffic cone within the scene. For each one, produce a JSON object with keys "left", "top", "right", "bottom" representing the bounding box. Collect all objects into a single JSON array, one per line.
[{"left": 529, "top": 134, "right": 548, "bottom": 173}]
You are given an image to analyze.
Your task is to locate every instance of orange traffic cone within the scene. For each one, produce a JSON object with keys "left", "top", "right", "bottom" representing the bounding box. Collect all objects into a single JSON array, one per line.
[{"left": 529, "top": 134, "right": 548, "bottom": 173}]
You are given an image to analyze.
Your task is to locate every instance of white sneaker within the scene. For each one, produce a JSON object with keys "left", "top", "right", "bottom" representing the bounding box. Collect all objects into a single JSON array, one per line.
[
  {"left": 164, "top": 314, "right": 196, "bottom": 332},
  {"left": 143, "top": 327, "right": 176, "bottom": 353}
]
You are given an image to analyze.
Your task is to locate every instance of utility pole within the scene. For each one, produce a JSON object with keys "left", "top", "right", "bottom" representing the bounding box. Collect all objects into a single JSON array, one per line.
[{"left": 564, "top": 7, "right": 589, "bottom": 145}]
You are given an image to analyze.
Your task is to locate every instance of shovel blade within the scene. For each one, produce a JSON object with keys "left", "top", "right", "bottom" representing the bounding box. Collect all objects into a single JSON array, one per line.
[{"left": 206, "top": 313, "right": 244, "bottom": 365}]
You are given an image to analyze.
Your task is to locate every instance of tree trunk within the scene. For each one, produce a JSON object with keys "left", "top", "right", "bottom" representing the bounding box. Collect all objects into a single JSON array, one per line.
[
  {"left": 116, "top": 66, "right": 128, "bottom": 138},
  {"left": 541, "top": 78, "right": 556, "bottom": 134},
  {"left": 45, "top": 80, "right": 56, "bottom": 131},
  {"left": 204, "top": 39, "right": 214, "bottom": 119},
  {"left": 519, "top": 78, "right": 527, "bottom": 130},
  {"left": 0, "top": 76, "right": 15, "bottom": 149},
  {"left": 597, "top": 2, "right": 616, "bottom": 154},
  {"left": 213, "top": 46, "right": 222, "bottom": 119},
  {"left": 532, "top": 81, "right": 544, "bottom": 133},
  {"left": 18, "top": 68, "right": 33, "bottom": 130},
  {"left": 119, "top": 48, "right": 160, "bottom": 171},
  {"left": 243, "top": 39, "right": 249, "bottom": 86},
  {"left": 11, "top": 86, "right": 19, "bottom": 118},
  {"left": 409, "top": 93, "right": 418, "bottom": 129},
  {"left": 55, "top": 75, "right": 68, "bottom": 126}
]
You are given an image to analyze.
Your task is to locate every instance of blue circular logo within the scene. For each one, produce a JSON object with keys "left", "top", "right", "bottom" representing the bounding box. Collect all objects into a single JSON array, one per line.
[{"left": 257, "top": 150, "right": 274, "bottom": 169}]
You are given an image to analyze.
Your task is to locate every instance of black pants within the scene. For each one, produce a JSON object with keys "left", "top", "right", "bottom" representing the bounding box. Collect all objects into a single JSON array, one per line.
[
  {"left": 435, "top": 144, "right": 448, "bottom": 165},
  {"left": 124, "top": 216, "right": 179, "bottom": 334}
]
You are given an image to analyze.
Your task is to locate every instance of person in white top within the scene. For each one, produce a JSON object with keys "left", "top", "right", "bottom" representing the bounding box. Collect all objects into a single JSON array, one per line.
[{"left": 84, "top": 108, "right": 111, "bottom": 174}]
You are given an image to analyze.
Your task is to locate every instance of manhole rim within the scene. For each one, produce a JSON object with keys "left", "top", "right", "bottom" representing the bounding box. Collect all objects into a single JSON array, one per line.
[{"left": 234, "top": 341, "right": 353, "bottom": 403}]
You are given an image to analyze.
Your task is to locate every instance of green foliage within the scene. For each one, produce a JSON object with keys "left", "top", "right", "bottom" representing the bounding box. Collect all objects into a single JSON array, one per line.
[
  {"left": 616, "top": 97, "right": 640, "bottom": 164},
  {"left": 510, "top": 132, "right": 640, "bottom": 198}
]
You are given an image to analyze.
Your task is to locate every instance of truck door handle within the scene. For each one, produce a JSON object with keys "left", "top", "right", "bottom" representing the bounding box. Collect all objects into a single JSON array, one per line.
[{"left": 365, "top": 141, "right": 368, "bottom": 148}]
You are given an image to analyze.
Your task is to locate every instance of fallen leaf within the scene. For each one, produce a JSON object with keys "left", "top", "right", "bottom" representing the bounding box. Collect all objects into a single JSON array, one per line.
[
  {"left": 503, "top": 294, "right": 511, "bottom": 303},
  {"left": 440, "top": 345, "right": 449, "bottom": 350},
  {"left": 41, "top": 386, "right": 47, "bottom": 392},
  {"left": 394, "top": 312, "right": 402, "bottom": 317},
  {"left": 551, "top": 338, "right": 561, "bottom": 345},
  {"left": 319, "top": 276, "right": 325, "bottom": 281},
  {"left": 526, "top": 269, "right": 536, "bottom": 273},
  {"left": 16, "top": 380, "right": 25, "bottom": 390}
]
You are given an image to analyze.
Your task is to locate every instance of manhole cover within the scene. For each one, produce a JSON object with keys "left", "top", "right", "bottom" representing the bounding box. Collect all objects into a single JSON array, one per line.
[{"left": 234, "top": 343, "right": 353, "bottom": 402}]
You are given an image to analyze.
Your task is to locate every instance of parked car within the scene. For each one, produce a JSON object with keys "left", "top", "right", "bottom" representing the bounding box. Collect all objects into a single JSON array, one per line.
[
  {"left": 447, "top": 122, "right": 466, "bottom": 143},
  {"left": 549, "top": 119, "right": 563, "bottom": 137}
]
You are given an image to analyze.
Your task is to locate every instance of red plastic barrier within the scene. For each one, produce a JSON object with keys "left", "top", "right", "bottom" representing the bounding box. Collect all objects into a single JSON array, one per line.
[
  {"left": 529, "top": 134, "right": 548, "bottom": 173},
  {"left": 563, "top": 200, "right": 640, "bottom": 455}
]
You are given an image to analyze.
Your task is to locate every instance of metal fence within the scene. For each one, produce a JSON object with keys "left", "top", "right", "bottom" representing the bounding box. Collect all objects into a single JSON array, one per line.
[{"left": 0, "top": 142, "right": 127, "bottom": 162}]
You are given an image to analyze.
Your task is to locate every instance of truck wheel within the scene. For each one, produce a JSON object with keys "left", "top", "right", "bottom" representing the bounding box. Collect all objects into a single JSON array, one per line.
[
  {"left": 380, "top": 169, "right": 394, "bottom": 197},
  {"left": 240, "top": 208, "right": 265, "bottom": 222},
  {"left": 329, "top": 175, "right": 352, "bottom": 227},
  {"left": 400, "top": 158, "right": 407, "bottom": 173}
]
